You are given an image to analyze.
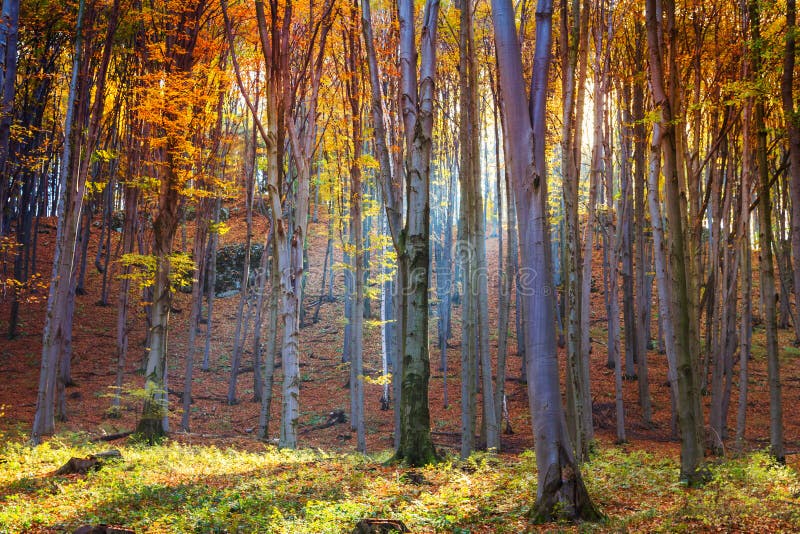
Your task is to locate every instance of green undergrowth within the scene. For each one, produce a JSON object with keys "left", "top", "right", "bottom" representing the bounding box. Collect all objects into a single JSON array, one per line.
[{"left": 0, "top": 435, "right": 798, "bottom": 533}]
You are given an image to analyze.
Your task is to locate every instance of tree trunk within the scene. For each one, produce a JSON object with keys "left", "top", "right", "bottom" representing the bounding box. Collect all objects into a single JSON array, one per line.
[
  {"left": 203, "top": 197, "right": 221, "bottom": 372},
  {"left": 349, "top": 168, "right": 366, "bottom": 453},
  {"left": 114, "top": 185, "right": 139, "bottom": 410},
  {"left": 751, "top": 0, "right": 783, "bottom": 462},
  {"left": 273, "top": 187, "right": 302, "bottom": 449},
  {"left": 228, "top": 123, "right": 257, "bottom": 405},
  {"left": 362, "top": 0, "right": 441, "bottom": 465},
  {"left": 259, "top": 233, "right": 280, "bottom": 440},
  {"left": 579, "top": 0, "right": 606, "bottom": 443},
  {"left": 458, "top": 0, "right": 496, "bottom": 455},
  {"left": 737, "top": 55, "right": 753, "bottom": 443},
  {"left": 491, "top": 0, "right": 600, "bottom": 521},
  {"left": 32, "top": 0, "right": 87, "bottom": 443},
  {"left": 0, "top": 0, "right": 19, "bottom": 236},
  {"left": 345, "top": 14, "right": 366, "bottom": 452},
  {"left": 390, "top": 0, "right": 441, "bottom": 466},
  {"left": 559, "top": 0, "right": 592, "bottom": 461},
  {"left": 708, "top": 119, "right": 738, "bottom": 452},
  {"left": 135, "top": 158, "right": 183, "bottom": 442},
  {"left": 609, "top": 209, "right": 625, "bottom": 445},
  {"left": 631, "top": 29, "right": 653, "bottom": 427},
  {"left": 251, "top": 228, "right": 272, "bottom": 402},
  {"left": 181, "top": 201, "right": 210, "bottom": 432},
  {"left": 783, "top": 0, "right": 800, "bottom": 344},
  {"left": 619, "top": 94, "right": 639, "bottom": 382},
  {"left": 646, "top": 0, "right": 705, "bottom": 483},
  {"left": 343, "top": 232, "right": 354, "bottom": 364},
  {"left": 493, "top": 83, "right": 513, "bottom": 436},
  {"left": 380, "top": 213, "right": 392, "bottom": 410},
  {"left": 604, "top": 105, "right": 625, "bottom": 444},
  {"left": 737, "top": 218, "right": 752, "bottom": 444},
  {"left": 648, "top": 124, "right": 680, "bottom": 436}
]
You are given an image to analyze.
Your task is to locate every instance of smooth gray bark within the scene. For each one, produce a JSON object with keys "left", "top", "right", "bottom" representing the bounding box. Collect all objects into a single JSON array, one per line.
[
  {"left": 203, "top": 197, "right": 221, "bottom": 372},
  {"left": 648, "top": 124, "right": 679, "bottom": 436},
  {"left": 782, "top": 0, "right": 800, "bottom": 344},
  {"left": 751, "top": 0, "right": 784, "bottom": 462},
  {"left": 363, "top": 0, "right": 440, "bottom": 465},
  {"left": 345, "top": 14, "right": 366, "bottom": 452},
  {"left": 491, "top": 0, "right": 600, "bottom": 521},
  {"left": 32, "top": 0, "right": 87, "bottom": 443},
  {"left": 228, "top": 124, "right": 257, "bottom": 405},
  {"left": 559, "top": 0, "right": 592, "bottom": 461},
  {"left": 646, "top": 0, "right": 705, "bottom": 483},
  {"left": 458, "top": 0, "right": 497, "bottom": 456},
  {"left": 259, "top": 234, "right": 280, "bottom": 440},
  {"left": 181, "top": 201, "right": 210, "bottom": 432}
]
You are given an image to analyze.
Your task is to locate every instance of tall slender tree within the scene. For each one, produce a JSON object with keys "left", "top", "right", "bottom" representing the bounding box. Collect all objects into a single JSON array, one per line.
[
  {"left": 645, "top": 0, "right": 705, "bottom": 482},
  {"left": 0, "top": 0, "right": 18, "bottom": 236},
  {"left": 458, "top": 0, "right": 498, "bottom": 457},
  {"left": 344, "top": 2, "right": 366, "bottom": 453},
  {"left": 135, "top": 0, "right": 213, "bottom": 442},
  {"left": 750, "top": 0, "right": 784, "bottom": 463},
  {"left": 559, "top": 0, "right": 592, "bottom": 461},
  {"left": 783, "top": 0, "right": 800, "bottom": 345},
  {"left": 362, "top": 0, "right": 441, "bottom": 466},
  {"left": 31, "top": 0, "right": 87, "bottom": 444},
  {"left": 491, "top": 0, "right": 600, "bottom": 520},
  {"left": 34, "top": 0, "right": 121, "bottom": 440}
]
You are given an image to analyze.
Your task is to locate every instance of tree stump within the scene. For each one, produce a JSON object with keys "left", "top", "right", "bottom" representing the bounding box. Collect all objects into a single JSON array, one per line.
[
  {"left": 351, "top": 518, "right": 410, "bottom": 533},
  {"left": 55, "top": 450, "right": 123, "bottom": 475}
]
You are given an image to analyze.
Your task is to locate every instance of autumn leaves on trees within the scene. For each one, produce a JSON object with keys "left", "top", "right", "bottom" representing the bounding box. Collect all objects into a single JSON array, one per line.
[{"left": 1, "top": 0, "right": 797, "bottom": 525}]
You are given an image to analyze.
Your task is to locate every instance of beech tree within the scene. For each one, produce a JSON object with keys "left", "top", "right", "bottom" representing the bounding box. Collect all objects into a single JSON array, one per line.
[
  {"left": 13, "top": 0, "right": 800, "bottom": 527},
  {"left": 135, "top": 0, "right": 216, "bottom": 442},
  {"left": 559, "top": 0, "right": 592, "bottom": 461},
  {"left": 785, "top": 0, "right": 800, "bottom": 346},
  {"left": 344, "top": 0, "right": 366, "bottom": 453},
  {"left": 645, "top": 0, "right": 704, "bottom": 482},
  {"left": 362, "top": 0, "right": 441, "bottom": 466},
  {"left": 32, "top": 0, "right": 120, "bottom": 443},
  {"left": 458, "top": 0, "right": 498, "bottom": 457},
  {"left": 231, "top": 0, "right": 335, "bottom": 448},
  {"left": 491, "top": 0, "right": 600, "bottom": 521},
  {"left": 749, "top": 0, "right": 784, "bottom": 463}
]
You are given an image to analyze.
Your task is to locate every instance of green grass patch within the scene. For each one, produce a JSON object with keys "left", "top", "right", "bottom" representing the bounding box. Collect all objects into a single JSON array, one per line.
[
  {"left": 782, "top": 345, "right": 800, "bottom": 357},
  {"left": 0, "top": 437, "right": 798, "bottom": 532}
]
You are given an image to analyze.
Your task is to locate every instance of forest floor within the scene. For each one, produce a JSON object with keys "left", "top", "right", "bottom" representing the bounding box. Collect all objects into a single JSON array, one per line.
[{"left": 1, "top": 207, "right": 800, "bottom": 532}]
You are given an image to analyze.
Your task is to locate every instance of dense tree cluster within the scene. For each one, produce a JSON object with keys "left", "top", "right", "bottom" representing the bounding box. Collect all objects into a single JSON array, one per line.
[{"left": 1, "top": 0, "right": 798, "bottom": 523}]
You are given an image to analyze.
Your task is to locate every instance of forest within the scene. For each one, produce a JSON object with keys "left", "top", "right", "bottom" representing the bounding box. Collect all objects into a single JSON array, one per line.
[{"left": 1, "top": 0, "right": 800, "bottom": 531}]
